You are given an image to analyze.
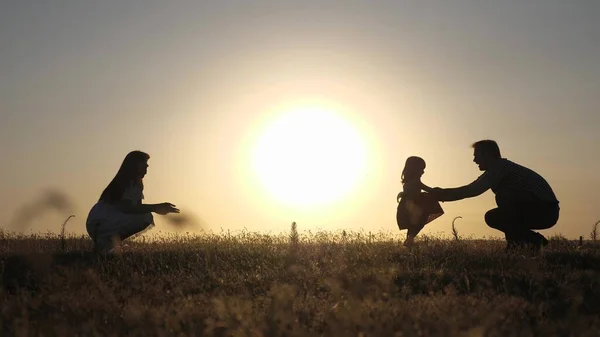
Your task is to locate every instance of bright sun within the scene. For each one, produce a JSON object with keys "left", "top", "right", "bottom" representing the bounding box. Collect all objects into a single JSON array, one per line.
[{"left": 251, "top": 106, "right": 368, "bottom": 208}]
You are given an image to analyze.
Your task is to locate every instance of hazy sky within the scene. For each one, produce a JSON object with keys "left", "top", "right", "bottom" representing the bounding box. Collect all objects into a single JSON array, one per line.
[{"left": 1, "top": 0, "right": 599, "bottom": 239}]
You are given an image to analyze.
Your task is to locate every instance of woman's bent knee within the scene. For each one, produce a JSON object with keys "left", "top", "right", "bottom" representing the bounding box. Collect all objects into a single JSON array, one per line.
[
  {"left": 118, "top": 213, "right": 154, "bottom": 240},
  {"left": 143, "top": 213, "right": 154, "bottom": 225}
]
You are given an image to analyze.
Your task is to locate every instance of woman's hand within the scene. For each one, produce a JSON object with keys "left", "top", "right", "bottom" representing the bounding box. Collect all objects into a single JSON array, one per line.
[{"left": 154, "top": 202, "right": 180, "bottom": 215}]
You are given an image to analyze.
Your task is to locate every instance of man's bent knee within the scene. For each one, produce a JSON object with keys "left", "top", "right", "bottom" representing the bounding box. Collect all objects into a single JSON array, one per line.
[{"left": 485, "top": 208, "right": 503, "bottom": 230}]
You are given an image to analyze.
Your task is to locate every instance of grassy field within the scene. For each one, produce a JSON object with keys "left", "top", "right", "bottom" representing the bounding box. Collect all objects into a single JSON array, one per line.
[{"left": 1, "top": 229, "right": 600, "bottom": 336}]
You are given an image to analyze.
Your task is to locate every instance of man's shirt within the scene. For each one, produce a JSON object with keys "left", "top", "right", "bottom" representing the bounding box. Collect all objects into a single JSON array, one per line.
[{"left": 438, "top": 158, "right": 558, "bottom": 203}]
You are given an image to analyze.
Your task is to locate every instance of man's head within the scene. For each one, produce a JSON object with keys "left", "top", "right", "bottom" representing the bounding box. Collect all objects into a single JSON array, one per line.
[{"left": 472, "top": 140, "right": 501, "bottom": 171}]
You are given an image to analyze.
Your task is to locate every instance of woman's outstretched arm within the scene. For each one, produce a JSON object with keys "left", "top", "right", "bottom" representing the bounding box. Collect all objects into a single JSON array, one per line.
[
  {"left": 113, "top": 200, "right": 179, "bottom": 215},
  {"left": 115, "top": 201, "right": 159, "bottom": 214}
]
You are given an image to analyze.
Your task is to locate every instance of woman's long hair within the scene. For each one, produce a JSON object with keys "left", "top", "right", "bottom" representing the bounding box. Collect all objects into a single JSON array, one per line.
[
  {"left": 99, "top": 151, "right": 150, "bottom": 203},
  {"left": 401, "top": 156, "right": 426, "bottom": 184}
]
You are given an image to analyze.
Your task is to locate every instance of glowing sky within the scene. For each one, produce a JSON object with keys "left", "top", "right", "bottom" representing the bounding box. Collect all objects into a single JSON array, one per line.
[{"left": 1, "top": 1, "right": 599, "bottom": 238}]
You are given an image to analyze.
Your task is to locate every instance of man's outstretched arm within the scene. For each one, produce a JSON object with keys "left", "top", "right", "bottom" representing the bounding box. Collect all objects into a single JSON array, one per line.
[{"left": 431, "top": 174, "right": 491, "bottom": 202}]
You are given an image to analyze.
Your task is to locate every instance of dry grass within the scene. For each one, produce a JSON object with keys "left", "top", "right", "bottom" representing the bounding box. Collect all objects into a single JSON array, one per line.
[{"left": 1, "top": 229, "right": 600, "bottom": 336}]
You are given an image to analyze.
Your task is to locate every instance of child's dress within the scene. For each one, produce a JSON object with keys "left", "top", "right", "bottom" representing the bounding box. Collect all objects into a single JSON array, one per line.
[
  {"left": 86, "top": 182, "right": 155, "bottom": 252},
  {"left": 396, "top": 179, "right": 444, "bottom": 233}
]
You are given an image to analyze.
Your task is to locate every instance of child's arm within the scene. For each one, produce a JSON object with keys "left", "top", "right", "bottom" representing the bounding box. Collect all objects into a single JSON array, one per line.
[{"left": 421, "top": 182, "right": 433, "bottom": 193}]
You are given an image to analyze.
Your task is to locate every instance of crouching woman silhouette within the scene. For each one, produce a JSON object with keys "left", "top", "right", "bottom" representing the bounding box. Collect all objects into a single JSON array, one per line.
[{"left": 86, "top": 151, "right": 179, "bottom": 253}]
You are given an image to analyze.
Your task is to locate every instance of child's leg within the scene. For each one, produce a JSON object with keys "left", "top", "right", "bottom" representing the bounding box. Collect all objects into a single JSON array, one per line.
[
  {"left": 407, "top": 223, "right": 425, "bottom": 238},
  {"left": 403, "top": 234, "right": 414, "bottom": 247},
  {"left": 404, "top": 223, "right": 425, "bottom": 247}
]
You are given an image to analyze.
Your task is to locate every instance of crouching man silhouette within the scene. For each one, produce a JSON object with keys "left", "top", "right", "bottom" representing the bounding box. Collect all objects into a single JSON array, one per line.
[{"left": 430, "top": 140, "right": 559, "bottom": 251}]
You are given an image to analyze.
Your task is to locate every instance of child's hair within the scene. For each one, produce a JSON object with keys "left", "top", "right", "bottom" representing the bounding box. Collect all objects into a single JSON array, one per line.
[
  {"left": 99, "top": 150, "right": 150, "bottom": 203},
  {"left": 401, "top": 156, "right": 426, "bottom": 184}
]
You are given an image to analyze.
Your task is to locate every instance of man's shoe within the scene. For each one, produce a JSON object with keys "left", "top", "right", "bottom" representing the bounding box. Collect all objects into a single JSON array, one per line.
[
  {"left": 533, "top": 232, "right": 549, "bottom": 247},
  {"left": 524, "top": 232, "right": 548, "bottom": 255},
  {"left": 504, "top": 239, "right": 520, "bottom": 252},
  {"left": 541, "top": 234, "right": 549, "bottom": 247}
]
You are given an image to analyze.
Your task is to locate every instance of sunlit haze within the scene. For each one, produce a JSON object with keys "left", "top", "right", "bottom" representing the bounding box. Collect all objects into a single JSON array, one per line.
[
  {"left": 1, "top": 1, "right": 599, "bottom": 238},
  {"left": 250, "top": 104, "right": 368, "bottom": 209}
]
